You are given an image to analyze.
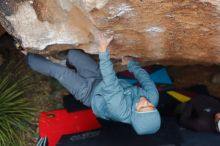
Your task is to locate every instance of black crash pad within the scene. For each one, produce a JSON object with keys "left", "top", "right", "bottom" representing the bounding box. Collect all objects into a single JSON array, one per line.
[{"left": 57, "top": 117, "right": 182, "bottom": 146}]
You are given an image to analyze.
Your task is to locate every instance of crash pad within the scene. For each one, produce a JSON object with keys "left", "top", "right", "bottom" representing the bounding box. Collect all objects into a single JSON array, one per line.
[
  {"left": 39, "top": 109, "right": 101, "bottom": 146},
  {"left": 56, "top": 117, "right": 182, "bottom": 146},
  {"left": 150, "top": 68, "right": 172, "bottom": 85},
  {"left": 167, "top": 91, "right": 191, "bottom": 103},
  {"left": 117, "top": 66, "right": 172, "bottom": 85}
]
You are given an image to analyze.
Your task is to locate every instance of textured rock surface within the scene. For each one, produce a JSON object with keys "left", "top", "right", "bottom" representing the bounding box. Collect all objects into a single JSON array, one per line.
[
  {"left": 0, "top": 0, "right": 220, "bottom": 65},
  {"left": 0, "top": 24, "right": 5, "bottom": 36},
  {"left": 212, "top": 73, "right": 220, "bottom": 84}
]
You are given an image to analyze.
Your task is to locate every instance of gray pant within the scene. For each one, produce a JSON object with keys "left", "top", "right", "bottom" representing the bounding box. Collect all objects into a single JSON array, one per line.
[{"left": 27, "top": 49, "right": 102, "bottom": 107}]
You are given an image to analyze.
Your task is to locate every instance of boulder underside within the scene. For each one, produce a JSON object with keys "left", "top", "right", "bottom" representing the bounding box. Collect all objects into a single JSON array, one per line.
[{"left": 0, "top": 0, "right": 220, "bottom": 65}]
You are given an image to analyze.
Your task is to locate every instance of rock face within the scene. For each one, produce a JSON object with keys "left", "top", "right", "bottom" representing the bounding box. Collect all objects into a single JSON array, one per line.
[
  {"left": 0, "top": 24, "right": 5, "bottom": 36},
  {"left": 0, "top": 0, "right": 220, "bottom": 65}
]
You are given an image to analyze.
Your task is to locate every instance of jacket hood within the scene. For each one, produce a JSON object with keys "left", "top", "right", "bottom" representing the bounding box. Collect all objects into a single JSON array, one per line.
[
  {"left": 131, "top": 96, "right": 161, "bottom": 135},
  {"left": 131, "top": 109, "right": 161, "bottom": 135}
]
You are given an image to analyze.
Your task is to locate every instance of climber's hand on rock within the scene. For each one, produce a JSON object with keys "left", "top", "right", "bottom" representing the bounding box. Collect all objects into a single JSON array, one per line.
[
  {"left": 97, "top": 32, "right": 114, "bottom": 52},
  {"left": 121, "top": 56, "right": 133, "bottom": 65}
]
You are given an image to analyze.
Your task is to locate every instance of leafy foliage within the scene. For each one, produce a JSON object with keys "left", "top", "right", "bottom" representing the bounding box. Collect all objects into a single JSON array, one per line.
[{"left": 0, "top": 61, "right": 35, "bottom": 146}]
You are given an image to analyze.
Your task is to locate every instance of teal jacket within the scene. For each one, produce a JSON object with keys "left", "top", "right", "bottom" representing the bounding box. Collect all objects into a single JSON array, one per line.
[{"left": 91, "top": 51, "right": 161, "bottom": 135}]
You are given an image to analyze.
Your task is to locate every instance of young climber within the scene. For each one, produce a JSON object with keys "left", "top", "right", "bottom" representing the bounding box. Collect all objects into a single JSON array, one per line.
[
  {"left": 24, "top": 33, "right": 161, "bottom": 135},
  {"left": 179, "top": 95, "right": 220, "bottom": 133}
]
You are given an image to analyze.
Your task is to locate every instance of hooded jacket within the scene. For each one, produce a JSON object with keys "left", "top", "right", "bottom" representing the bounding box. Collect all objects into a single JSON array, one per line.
[{"left": 91, "top": 51, "right": 161, "bottom": 135}]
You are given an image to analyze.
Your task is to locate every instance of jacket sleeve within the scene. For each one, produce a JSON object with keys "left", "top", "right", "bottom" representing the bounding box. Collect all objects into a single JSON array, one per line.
[
  {"left": 128, "top": 60, "right": 159, "bottom": 106},
  {"left": 99, "top": 50, "right": 120, "bottom": 88},
  {"left": 99, "top": 51, "right": 131, "bottom": 121}
]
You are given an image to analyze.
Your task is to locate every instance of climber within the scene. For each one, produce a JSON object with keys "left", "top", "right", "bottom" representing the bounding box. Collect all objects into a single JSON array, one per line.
[
  {"left": 178, "top": 95, "right": 220, "bottom": 133},
  {"left": 22, "top": 32, "right": 161, "bottom": 135}
]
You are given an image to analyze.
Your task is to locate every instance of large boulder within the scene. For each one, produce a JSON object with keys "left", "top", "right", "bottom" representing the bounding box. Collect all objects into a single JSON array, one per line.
[
  {"left": 0, "top": 0, "right": 220, "bottom": 65},
  {"left": 0, "top": 24, "right": 5, "bottom": 36}
]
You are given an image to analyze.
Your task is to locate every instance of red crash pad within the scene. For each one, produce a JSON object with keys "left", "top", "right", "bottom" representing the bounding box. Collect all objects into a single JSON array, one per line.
[{"left": 39, "top": 109, "right": 101, "bottom": 146}]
